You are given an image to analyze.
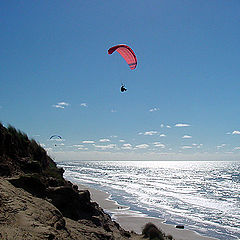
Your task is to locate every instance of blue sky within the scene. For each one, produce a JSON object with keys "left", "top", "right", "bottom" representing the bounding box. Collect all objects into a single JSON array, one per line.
[{"left": 1, "top": 0, "right": 240, "bottom": 161}]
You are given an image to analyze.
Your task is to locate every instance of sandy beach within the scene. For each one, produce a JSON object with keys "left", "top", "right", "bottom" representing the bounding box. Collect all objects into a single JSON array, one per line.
[{"left": 78, "top": 183, "right": 219, "bottom": 240}]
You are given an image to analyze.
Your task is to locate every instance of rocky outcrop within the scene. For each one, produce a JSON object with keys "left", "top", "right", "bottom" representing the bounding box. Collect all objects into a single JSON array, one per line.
[
  {"left": 46, "top": 186, "right": 95, "bottom": 220},
  {"left": 0, "top": 177, "right": 138, "bottom": 240}
]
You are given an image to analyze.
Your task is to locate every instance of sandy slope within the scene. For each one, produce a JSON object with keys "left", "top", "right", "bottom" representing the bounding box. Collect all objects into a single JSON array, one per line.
[{"left": 0, "top": 178, "right": 142, "bottom": 240}]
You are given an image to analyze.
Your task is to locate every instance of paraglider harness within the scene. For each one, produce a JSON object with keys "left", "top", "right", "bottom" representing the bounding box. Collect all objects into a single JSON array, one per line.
[{"left": 120, "top": 84, "right": 127, "bottom": 92}]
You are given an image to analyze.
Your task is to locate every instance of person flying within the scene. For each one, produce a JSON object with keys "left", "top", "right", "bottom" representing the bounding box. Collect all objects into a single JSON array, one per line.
[
  {"left": 108, "top": 45, "right": 137, "bottom": 92},
  {"left": 121, "top": 85, "right": 127, "bottom": 92}
]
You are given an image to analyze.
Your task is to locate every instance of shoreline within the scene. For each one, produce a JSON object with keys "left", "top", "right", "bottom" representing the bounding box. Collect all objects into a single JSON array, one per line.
[{"left": 77, "top": 183, "right": 218, "bottom": 240}]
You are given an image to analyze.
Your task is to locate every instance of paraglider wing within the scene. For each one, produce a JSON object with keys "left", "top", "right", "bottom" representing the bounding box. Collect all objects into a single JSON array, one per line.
[
  {"left": 108, "top": 44, "right": 137, "bottom": 70},
  {"left": 50, "top": 135, "right": 62, "bottom": 140}
]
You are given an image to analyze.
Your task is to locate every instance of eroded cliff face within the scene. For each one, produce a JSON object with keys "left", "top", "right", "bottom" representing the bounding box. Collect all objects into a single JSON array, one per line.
[
  {"left": 0, "top": 178, "right": 137, "bottom": 240},
  {"left": 0, "top": 124, "right": 137, "bottom": 240}
]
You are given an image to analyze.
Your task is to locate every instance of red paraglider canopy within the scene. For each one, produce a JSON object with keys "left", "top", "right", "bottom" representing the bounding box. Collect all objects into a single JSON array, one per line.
[{"left": 108, "top": 44, "right": 137, "bottom": 70}]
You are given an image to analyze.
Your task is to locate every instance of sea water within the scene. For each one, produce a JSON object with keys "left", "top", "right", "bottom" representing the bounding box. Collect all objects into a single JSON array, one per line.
[{"left": 58, "top": 160, "right": 240, "bottom": 240}]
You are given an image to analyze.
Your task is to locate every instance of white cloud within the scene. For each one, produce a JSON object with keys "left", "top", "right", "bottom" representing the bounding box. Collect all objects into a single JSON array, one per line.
[
  {"left": 73, "top": 145, "right": 84, "bottom": 147},
  {"left": 82, "top": 140, "right": 95, "bottom": 144},
  {"left": 99, "top": 138, "right": 110, "bottom": 142},
  {"left": 159, "top": 134, "right": 166, "bottom": 137},
  {"left": 45, "top": 147, "right": 53, "bottom": 152},
  {"left": 175, "top": 123, "right": 191, "bottom": 127},
  {"left": 78, "top": 146, "right": 88, "bottom": 150},
  {"left": 111, "top": 109, "right": 117, "bottom": 113},
  {"left": 153, "top": 142, "right": 165, "bottom": 148},
  {"left": 217, "top": 144, "right": 226, "bottom": 149},
  {"left": 52, "top": 101, "right": 70, "bottom": 109},
  {"left": 191, "top": 143, "right": 203, "bottom": 148},
  {"left": 182, "top": 135, "right": 192, "bottom": 139},
  {"left": 135, "top": 144, "right": 149, "bottom": 149},
  {"left": 119, "top": 139, "right": 125, "bottom": 142},
  {"left": 181, "top": 146, "right": 192, "bottom": 149},
  {"left": 121, "top": 143, "right": 132, "bottom": 150},
  {"left": 234, "top": 147, "right": 240, "bottom": 150},
  {"left": 149, "top": 107, "right": 159, "bottom": 112},
  {"left": 160, "top": 124, "right": 171, "bottom": 128},
  {"left": 94, "top": 144, "right": 116, "bottom": 149},
  {"left": 232, "top": 131, "right": 240, "bottom": 135},
  {"left": 123, "top": 143, "right": 132, "bottom": 147},
  {"left": 52, "top": 104, "right": 65, "bottom": 109},
  {"left": 144, "top": 131, "right": 158, "bottom": 136},
  {"left": 58, "top": 102, "right": 69, "bottom": 106},
  {"left": 80, "top": 103, "right": 87, "bottom": 107}
]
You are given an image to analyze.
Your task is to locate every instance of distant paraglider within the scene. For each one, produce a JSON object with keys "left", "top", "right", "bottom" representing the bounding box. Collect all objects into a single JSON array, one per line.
[
  {"left": 108, "top": 44, "right": 137, "bottom": 92},
  {"left": 49, "top": 135, "right": 62, "bottom": 140},
  {"left": 49, "top": 135, "right": 62, "bottom": 146}
]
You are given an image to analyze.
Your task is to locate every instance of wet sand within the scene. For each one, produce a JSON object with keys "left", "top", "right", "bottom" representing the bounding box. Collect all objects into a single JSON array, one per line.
[{"left": 78, "top": 183, "right": 218, "bottom": 240}]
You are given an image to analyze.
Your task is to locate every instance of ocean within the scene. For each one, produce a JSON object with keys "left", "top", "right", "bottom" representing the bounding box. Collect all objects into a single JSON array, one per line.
[{"left": 58, "top": 160, "right": 240, "bottom": 240}]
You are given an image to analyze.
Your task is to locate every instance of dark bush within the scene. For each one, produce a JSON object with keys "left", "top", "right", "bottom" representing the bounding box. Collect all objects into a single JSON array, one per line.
[{"left": 142, "top": 222, "right": 164, "bottom": 240}]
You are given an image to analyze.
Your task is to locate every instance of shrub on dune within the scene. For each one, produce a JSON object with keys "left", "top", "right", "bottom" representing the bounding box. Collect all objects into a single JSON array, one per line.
[{"left": 142, "top": 222, "right": 164, "bottom": 240}]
